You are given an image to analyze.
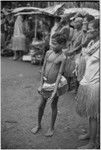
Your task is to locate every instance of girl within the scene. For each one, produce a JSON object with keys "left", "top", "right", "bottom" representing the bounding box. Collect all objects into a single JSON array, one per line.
[
  {"left": 31, "top": 35, "right": 67, "bottom": 137},
  {"left": 76, "top": 19, "right": 100, "bottom": 149}
]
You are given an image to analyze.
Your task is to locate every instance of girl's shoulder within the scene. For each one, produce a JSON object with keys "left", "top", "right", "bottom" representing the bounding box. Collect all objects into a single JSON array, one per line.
[
  {"left": 56, "top": 52, "right": 66, "bottom": 63},
  {"left": 46, "top": 50, "right": 53, "bottom": 58},
  {"left": 46, "top": 49, "right": 53, "bottom": 55},
  {"left": 61, "top": 52, "right": 66, "bottom": 60}
]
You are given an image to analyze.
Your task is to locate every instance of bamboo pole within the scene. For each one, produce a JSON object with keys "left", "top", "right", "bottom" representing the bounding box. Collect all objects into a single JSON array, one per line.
[{"left": 34, "top": 15, "right": 37, "bottom": 41}]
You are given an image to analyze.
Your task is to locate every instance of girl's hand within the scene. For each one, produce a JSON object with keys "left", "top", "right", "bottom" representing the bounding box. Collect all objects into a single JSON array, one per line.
[
  {"left": 38, "top": 85, "right": 42, "bottom": 93},
  {"left": 72, "top": 68, "right": 77, "bottom": 76},
  {"left": 48, "top": 91, "right": 56, "bottom": 103}
]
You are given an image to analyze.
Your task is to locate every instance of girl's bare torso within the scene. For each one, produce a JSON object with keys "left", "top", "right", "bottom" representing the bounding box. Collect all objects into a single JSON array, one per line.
[{"left": 44, "top": 51, "right": 62, "bottom": 84}]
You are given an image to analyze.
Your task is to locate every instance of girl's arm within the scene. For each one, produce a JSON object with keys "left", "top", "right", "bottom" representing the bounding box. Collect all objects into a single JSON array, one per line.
[{"left": 40, "top": 50, "right": 51, "bottom": 87}]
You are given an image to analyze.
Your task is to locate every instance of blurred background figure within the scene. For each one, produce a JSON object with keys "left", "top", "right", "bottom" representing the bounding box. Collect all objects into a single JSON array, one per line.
[{"left": 12, "top": 15, "right": 27, "bottom": 60}]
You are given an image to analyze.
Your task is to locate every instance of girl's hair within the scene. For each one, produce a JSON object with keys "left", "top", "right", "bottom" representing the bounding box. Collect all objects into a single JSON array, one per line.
[
  {"left": 89, "top": 19, "right": 99, "bottom": 30},
  {"left": 60, "top": 15, "right": 71, "bottom": 26}
]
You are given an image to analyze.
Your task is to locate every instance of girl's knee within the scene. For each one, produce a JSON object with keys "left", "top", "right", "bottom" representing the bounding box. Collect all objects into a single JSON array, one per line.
[{"left": 39, "top": 98, "right": 46, "bottom": 110}]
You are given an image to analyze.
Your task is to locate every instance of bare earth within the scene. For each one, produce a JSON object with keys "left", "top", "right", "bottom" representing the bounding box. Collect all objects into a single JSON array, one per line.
[{"left": 1, "top": 57, "right": 89, "bottom": 149}]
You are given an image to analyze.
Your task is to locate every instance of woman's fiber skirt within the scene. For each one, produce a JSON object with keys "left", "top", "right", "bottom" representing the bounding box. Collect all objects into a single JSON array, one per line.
[
  {"left": 64, "top": 56, "right": 75, "bottom": 77},
  {"left": 76, "top": 83, "right": 100, "bottom": 119},
  {"left": 77, "top": 55, "right": 86, "bottom": 82},
  {"left": 12, "top": 35, "right": 26, "bottom": 52}
]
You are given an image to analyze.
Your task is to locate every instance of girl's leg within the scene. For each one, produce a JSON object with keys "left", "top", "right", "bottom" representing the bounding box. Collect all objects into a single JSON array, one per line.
[
  {"left": 45, "top": 96, "right": 58, "bottom": 137},
  {"left": 31, "top": 97, "right": 47, "bottom": 134}
]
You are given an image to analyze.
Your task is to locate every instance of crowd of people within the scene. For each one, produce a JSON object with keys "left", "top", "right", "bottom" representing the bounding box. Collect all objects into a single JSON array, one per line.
[
  {"left": 31, "top": 13, "right": 100, "bottom": 149},
  {"left": 1, "top": 7, "right": 100, "bottom": 149}
]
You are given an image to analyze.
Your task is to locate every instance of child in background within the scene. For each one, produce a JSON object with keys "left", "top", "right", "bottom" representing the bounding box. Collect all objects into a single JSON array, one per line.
[{"left": 31, "top": 35, "right": 67, "bottom": 137}]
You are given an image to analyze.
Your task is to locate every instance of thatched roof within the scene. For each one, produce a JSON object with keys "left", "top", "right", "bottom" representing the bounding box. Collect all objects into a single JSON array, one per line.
[
  {"left": 12, "top": 4, "right": 64, "bottom": 17},
  {"left": 12, "top": 7, "right": 43, "bottom": 14},
  {"left": 63, "top": 8, "right": 99, "bottom": 18}
]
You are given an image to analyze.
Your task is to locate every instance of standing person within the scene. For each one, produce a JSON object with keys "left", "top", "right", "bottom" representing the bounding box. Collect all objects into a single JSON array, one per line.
[
  {"left": 74, "top": 15, "right": 97, "bottom": 87},
  {"left": 69, "top": 15, "right": 95, "bottom": 92},
  {"left": 73, "top": 17, "right": 88, "bottom": 89},
  {"left": 23, "top": 15, "right": 30, "bottom": 52},
  {"left": 65, "top": 17, "right": 83, "bottom": 92},
  {"left": 12, "top": 15, "right": 26, "bottom": 60},
  {"left": 31, "top": 36, "right": 67, "bottom": 137},
  {"left": 76, "top": 19, "right": 100, "bottom": 149}
]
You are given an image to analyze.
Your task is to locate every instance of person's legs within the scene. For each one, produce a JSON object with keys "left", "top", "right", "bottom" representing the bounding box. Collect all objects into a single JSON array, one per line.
[
  {"left": 79, "top": 117, "right": 97, "bottom": 149},
  {"left": 89, "top": 117, "right": 97, "bottom": 146},
  {"left": 75, "top": 80, "right": 79, "bottom": 94},
  {"left": 19, "top": 51, "right": 23, "bottom": 60},
  {"left": 31, "top": 97, "right": 47, "bottom": 134},
  {"left": 96, "top": 115, "right": 100, "bottom": 148},
  {"left": 13, "top": 51, "right": 19, "bottom": 60},
  {"left": 45, "top": 96, "right": 58, "bottom": 137},
  {"left": 67, "top": 77, "right": 71, "bottom": 91},
  {"left": 79, "top": 117, "right": 91, "bottom": 140}
]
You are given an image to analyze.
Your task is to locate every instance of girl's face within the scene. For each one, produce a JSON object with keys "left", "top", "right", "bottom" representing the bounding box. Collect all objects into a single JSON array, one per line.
[
  {"left": 74, "top": 22, "right": 82, "bottom": 29},
  {"left": 88, "top": 23, "right": 94, "bottom": 32},
  {"left": 53, "top": 45, "right": 62, "bottom": 53}
]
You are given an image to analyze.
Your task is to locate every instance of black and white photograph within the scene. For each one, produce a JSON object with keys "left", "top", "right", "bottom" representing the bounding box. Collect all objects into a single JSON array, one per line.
[{"left": 1, "top": 0, "right": 100, "bottom": 149}]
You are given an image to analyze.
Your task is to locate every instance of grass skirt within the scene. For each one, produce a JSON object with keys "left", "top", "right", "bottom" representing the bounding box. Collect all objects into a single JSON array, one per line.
[
  {"left": 76, "top": 83, "right": 100, "bottom": 118},
  {"left": 12, "top": 35, "right": 26, "bottom": 51},
  {"left": 77, "top": 55, "right": 86, "bottom": 82}
]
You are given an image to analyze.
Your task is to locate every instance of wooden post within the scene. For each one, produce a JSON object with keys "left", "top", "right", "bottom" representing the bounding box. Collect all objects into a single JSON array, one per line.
[
  {"left": 34, "top": 15, "right": 37, "bottom": 41},
  {"left": 48, "top": 2, "right": 50, "bottom": 7}
]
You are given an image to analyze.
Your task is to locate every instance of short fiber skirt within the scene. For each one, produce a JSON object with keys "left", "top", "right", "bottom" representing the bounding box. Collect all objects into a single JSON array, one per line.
[
  {"left": 38, "top": 76, "right": 67, "bottom": 99},
  {"left": 65, "top": 56, "right": 75, "bottom": 77},
  {"left": 12, "top": 35, "right": 26, "bottom": 51},
  {"left": 76, "top": 83, "right": 100, "bottom": 118}
]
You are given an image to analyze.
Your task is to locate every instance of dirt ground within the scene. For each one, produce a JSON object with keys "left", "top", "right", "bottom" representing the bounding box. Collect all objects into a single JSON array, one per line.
[{"left": 1, "top": 57, "right": 92, "bottom": 149}]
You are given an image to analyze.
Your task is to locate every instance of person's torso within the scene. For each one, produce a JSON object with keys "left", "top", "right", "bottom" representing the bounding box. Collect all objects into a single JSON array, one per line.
[
  {"left": 80, "top": 49, "right": 99, "bottom": 85},
  {"left": 44, "top": 51, "right": 63, "bottom": 83}
]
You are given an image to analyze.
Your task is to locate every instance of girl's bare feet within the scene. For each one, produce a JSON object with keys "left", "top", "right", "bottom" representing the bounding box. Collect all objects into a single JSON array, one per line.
[
  {"left": 79, "top": 133, "right": 90, "bottom": 140},
  {"left": 31, "top": 126, "right": 41, "bottom": 134},
  {"left": 45, "top": 128, "right": 54, "bottom": 137}
]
